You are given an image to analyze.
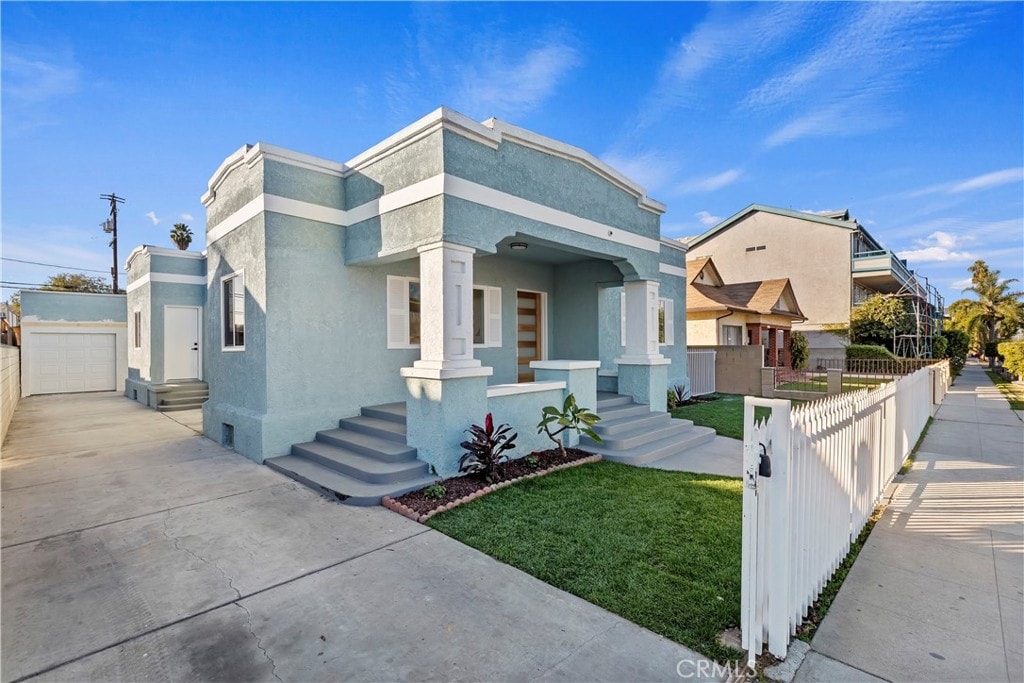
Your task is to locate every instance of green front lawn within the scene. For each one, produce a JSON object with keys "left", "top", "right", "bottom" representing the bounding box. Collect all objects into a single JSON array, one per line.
[
  {"left": 428, "top": 461, "right": 744, "bottom": 663},
  {"left": 671, "top": 393, "right": 746, "bottom": 439},
  {"left": 986, "top": 370, "right": 1024, "bottom": 410}
]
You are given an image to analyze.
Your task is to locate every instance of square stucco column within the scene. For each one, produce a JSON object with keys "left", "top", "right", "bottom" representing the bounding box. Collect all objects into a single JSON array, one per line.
[
  {"left": 531, "top": 360, "right": 600, "bottom": 448},
  {"left": 615, "top": 280, "right": 670, "bottom": 411},
  {"left": 401, "top": 241, "right": 493, "bottom": 476}
]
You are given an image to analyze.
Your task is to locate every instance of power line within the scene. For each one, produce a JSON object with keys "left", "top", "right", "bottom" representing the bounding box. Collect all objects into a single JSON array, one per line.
[
  {"left": 0, "top": 281, "right": 118, "bottom": 292},
  {"left": 1, "top": 257, "right": 120, "bottom": 274}
]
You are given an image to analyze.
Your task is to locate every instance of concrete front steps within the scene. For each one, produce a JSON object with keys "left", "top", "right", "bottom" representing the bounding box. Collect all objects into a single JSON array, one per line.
[
  {"left": 153, "top": 381, "right": 208, "bottom": 412},
  {"left": 266, "top": 402, "right": 435, "bottom": 506},
  {"left": 580, "top": 392, "right": 716, "bottom": 465}
]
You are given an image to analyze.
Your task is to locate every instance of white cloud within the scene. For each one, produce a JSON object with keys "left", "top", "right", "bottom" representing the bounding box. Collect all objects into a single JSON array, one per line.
[
  {"left": 695, "top": 211, "right": 721, "bottom": 227},
  {"left": 950, "top": 277, "right": 973, "bottom": 290},
  {"left": 180, "top": 213, "right": 194, "bottom": 222},
  {"left": 747, "top": 3, "right": 986, "bottom": 147},
  {"left": 949, "top": 167, "right": 1024, "bottom": 193},
  {"left": 1, "top": 44, "right": 80, "bottom": 104},
  {"left": 460, "top": 41, "right": 581, "bottom": 119},
  {"left": 145, "top": 211, "right": 160, "bottom": 226},
  {"left": 678, "top": 168, "right": 742, "bottom": 194},
  {"left": 897, "top": 231, "right": 975, "bottom": 263},
  {"left": 599, "top": 149, "right": 678, "bottom": 193}
]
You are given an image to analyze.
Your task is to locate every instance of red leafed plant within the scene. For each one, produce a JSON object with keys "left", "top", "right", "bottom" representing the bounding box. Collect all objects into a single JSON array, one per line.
[{"left": 459, "top": 413, "right": 518, "bottom": 483}]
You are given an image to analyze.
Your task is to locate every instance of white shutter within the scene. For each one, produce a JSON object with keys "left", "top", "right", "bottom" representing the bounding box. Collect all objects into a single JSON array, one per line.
[
  {"left": 620, "top": 291, "right": 626, "bottom": 347},
  {"left": 661, "top": 297, "right": 674, "bottom": 346},
  {"left": 485, "top": 286, "right": 502, "bottom": 347},
  {"left": 387, "top": 276, "right": 410, "bottom": 349}
]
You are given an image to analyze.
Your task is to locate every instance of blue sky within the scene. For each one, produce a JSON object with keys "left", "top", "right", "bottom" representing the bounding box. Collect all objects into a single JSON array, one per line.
[{"left": 2, "top": 2, "right": 1022, "bottom": 308}]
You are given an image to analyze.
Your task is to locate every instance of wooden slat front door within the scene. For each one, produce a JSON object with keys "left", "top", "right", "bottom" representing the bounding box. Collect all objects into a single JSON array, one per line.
[{"left": 517, "top": 291, "right": 542, "bottom": 382}]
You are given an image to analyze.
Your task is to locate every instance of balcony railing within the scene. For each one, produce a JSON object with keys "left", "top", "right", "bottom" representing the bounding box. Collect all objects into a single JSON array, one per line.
[{"left": 851, "top": 249, "right": 916, "bottom": 292}]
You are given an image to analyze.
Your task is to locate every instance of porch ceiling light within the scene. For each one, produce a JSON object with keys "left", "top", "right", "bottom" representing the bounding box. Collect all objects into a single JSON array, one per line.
[{"left": 510, "top": 241, "right": 528, "bottom": 250}]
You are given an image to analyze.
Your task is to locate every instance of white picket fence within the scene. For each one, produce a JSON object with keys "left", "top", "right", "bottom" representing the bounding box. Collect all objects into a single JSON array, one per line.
[
  {"left": 740, "top": 362, "right": 949, "bottom": 665},
  {"left": 687, "top": 349, "right": 716, "bottom": 397}
]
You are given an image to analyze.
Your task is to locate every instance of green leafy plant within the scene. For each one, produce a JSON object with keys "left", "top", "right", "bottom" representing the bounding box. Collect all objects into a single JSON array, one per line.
[
  {"left": 423, "top": 483, "right": 446, "bottom": 500},
  {"left": 667, "top": 390, "right": 678, "bottom": 411},
  {"left": 942, "top": 328, "right": 970, "bottom": 376},
  {"left": 459, "top": 413, "right": 518, "bottom": 483},
  {"left": 790, "top": 331, "right": 809, "bottom": 369},
  {"left": 525, "top": 454, "right": 540, "bottom": 469},
  {"left": 537, "top": 393, "right": 601, "bottom": 457},
  {"left": 931, "top": 334, "right": 948, "bottom": 359},
  {"left": 845, "top": 344, "right": 896, "bottom": 360},
  {"left": 998, "top": 341, "right": 1024, "bottom": 379}
]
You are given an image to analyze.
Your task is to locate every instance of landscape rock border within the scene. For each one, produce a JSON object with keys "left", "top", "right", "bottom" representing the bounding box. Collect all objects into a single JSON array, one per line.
[{"left": 382, "top": 454, "right": 603, "bottom": 524}]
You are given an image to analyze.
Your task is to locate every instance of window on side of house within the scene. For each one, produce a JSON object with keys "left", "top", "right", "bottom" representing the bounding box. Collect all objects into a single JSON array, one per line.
[
  {"left": 619, "top": 292, "right": 674, "bottom": 346},
  {"left": 387, "top": 275, "right": 501, "bottom": 349},
  {"left": 722, "top": 324, "right": 743, "bottom": 346},
  {"left": 659, "top": 297, "right": 674, "bottom": 345},
  {"left": 222, "top": 271, "right": 245, "bottom": 350},
  {"left": 133, "top": 311, "right": 141, "bottom": 349}
]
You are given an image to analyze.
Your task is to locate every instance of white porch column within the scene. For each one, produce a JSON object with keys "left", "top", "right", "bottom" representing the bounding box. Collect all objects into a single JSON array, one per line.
[
  {"left": 401, "top": 241, "right": 492, "bottom": 476},
  {"left": 615, "top": 278, "right": 670, "bottom": 411},
  {"left": 619, "top": 279, "right": 664, "bottom": 362},
  {"left": 408, "top": 241, "right": 486, "bottom": 374}
]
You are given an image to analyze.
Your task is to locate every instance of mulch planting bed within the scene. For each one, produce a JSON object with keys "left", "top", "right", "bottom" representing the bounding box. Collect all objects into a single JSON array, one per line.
[{"left": 384, "top": 448, "right": 600, "bottom": 523}]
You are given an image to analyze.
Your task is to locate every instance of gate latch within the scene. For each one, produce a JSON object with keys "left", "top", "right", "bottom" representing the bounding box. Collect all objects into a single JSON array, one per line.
[{"left": 758, "top": 443, "right": 772, "bottom": 478}]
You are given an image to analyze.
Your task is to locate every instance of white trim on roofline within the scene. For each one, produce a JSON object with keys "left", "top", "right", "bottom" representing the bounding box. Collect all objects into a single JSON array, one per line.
[
  {"left": 126, "top": 273, "right": 207, "bottom": 293},
  {"left": 201, "top": 107, "right": 665, "bottom": 215},
  {"left": 125, "top": 245, "right": 206, "bottom": 271},
  {"left": 205, "top": 173, "right": 664, "bottom": 254}
]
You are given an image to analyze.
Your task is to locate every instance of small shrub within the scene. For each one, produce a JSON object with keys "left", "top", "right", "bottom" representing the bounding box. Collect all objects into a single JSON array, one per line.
[
  {"left": 984, "top": 341, "right": 1003, "bottom": 362},
  {"left": 525, "top": 454, "right": 540, "bottom": 469},
  {"left": 423, "top": 484, "right": 446, "bottom": 500},
  {"left": 942, "top": 329, "right": 970, "bottom": 376},
  {"left": 790, "top": 331, "right": 809, "bottom": 369},
  {"left": 931, "top": 334, "right": 948, "bottom": 359},
  {"left": 459, "top": 413, "right": 518, "bottom": 483},
  {"left": 537, "top": 393, "right": 601, "bottom": 457},
  {"left": 667, "top": 390, "right": 677, "bottom": 411},
  {"left": 999, "top": 341, "right": 1024, "bottom": 379},
  {"left": 846, "top": 344, "right": 896, "bottom": 360}
]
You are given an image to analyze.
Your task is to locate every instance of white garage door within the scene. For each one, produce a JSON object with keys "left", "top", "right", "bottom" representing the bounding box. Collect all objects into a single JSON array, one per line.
[{"left": 30, "top": 333, "right": 117, "bottom": 394}]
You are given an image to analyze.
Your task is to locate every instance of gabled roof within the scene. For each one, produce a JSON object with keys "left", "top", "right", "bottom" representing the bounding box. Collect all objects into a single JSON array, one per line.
[
  {"left": 686, "top": 256, "right": 806, "bottom": 320},
  {"left": 686, "top": 256, "right": 725, "bottom": 286},
  {"left": 683, "top": 203, "right": 860, "bottom": 249}
]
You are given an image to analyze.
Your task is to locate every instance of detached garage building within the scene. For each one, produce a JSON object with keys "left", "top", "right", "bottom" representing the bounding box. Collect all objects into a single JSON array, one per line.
[{"left": 20, "top": 290, "right": 127, "bottom": 397}]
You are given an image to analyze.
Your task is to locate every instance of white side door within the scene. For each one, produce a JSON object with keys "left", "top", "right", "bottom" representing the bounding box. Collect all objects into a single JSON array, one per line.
[{"left": 164, "top": 306, "right": 201, "bottom": 380}]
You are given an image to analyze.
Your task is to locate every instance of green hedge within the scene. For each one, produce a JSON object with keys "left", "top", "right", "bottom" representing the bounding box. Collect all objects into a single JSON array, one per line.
[
  {"left": 999, "top": 341, "right": 1024, "bottom": 379},
  {"left": 846, "top": 344, "right": 896, "bottom": 360},
  {"left": 942, "top": 329, "right": 970, "bottom": 376}
]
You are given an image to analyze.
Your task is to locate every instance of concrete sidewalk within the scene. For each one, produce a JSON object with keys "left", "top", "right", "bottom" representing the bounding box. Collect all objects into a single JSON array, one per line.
[
  {"left": 1, "top": 392, "right": 717, "bottom": 682},
  {"left": 795, "top": 361, "right": 1024, "bottom": 683}
]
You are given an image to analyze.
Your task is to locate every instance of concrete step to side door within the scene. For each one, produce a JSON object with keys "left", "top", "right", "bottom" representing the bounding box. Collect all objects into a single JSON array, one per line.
[
  {"left": 360, "top": 402, "right": 407, "bottom": 425},
  {"left": 156, "top": 402, "right": 205, "bottom": 412},
  {"left": 338, "top": 415, "right": 407, "bottom": 443},
  {"left": 587, "top": 426, "right": 717, "bottom": 465},
  {"left": 159, "top": 395, "right": 209, "bottom": 407},
  {"left": 266, "top": 455, "right": 437, "bottom": 506},
  {"left": 315, "top": 428, "right": 417, "bottom": 462},
  {"left": 161, "top": 390, "right": 209, "bottom": 399},
  {"left": 291, "top": 441, "right": 428, "bottom": 484}
]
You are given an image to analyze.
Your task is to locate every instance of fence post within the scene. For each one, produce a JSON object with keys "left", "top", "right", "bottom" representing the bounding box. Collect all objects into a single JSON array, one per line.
[
  {"left": 761, "top": 368, "right": 776, "bottom": 398},
  {"left": 766, "top": 398, "right": 792, "bottom": 658},
  {"left": 741, "top": 397, "right": 761, "bottom": 668}
]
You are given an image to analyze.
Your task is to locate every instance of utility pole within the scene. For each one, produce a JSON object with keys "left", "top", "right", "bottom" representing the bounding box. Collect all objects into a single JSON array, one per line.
[{"left": 100, "top": 193, "right": 124, "bottom": 293}]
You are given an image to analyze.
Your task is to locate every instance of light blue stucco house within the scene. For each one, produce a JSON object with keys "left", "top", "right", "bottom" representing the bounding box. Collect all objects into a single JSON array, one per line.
[{"left": 125, "top": 107, "right": 710, "bottom": 504}]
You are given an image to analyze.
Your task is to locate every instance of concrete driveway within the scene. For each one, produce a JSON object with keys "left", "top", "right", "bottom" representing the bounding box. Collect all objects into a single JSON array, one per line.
[{"left": 1, "top": 392, "right": 715, "bottom": 682}]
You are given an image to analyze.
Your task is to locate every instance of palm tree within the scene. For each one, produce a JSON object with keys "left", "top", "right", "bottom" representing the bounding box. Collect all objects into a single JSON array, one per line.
[
  {"left": 960, "top": 260, "right": 1023, "bottom": 368},
  {"left": 170, "top": 223, "right": 193, "bottom": 251}
]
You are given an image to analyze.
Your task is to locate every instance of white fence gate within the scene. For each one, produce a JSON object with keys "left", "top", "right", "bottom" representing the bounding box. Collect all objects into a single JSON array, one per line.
[
  {"left": 687, "top": 349, "right": 716, "bottom": 397},
  {"left": 741, "top": 362, "right": 949, "bottom": 665}
]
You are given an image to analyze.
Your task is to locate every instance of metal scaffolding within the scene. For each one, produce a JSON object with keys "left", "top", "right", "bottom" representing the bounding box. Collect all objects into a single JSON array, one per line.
[{"left": 894, "top": 275, "right": 944, "bottom": 359}]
